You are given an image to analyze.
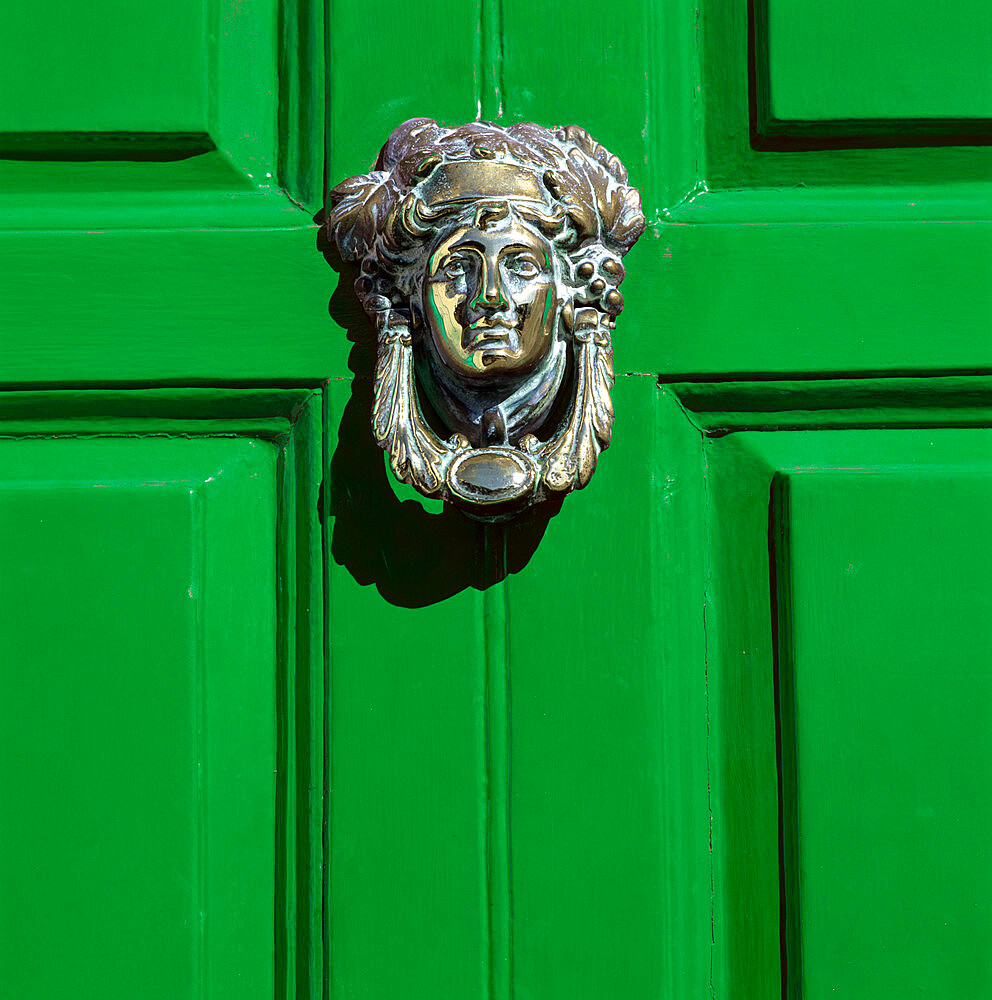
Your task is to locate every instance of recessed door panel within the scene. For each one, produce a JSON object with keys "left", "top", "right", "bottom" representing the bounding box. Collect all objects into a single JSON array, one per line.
[
  {"left": 762, "top": 0, "right": 992, "bottom": 124},
  {"left": 0, "top": 436, "right": 278, "bottom": 999},
  {"left": 694, "top": 415, "right": 992, "bottom": 999},
  {"left": 777, "top": 469, "right": 992, "bottom": 997}
]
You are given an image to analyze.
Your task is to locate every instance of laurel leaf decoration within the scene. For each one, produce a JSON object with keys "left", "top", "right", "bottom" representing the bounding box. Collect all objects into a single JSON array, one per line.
[
  {"left": 600, "top": 185, "right": 646, "bottom": 252},
  {"left": 545, "top": 152, "right": 598, "bottom": 238},
  {"left": 326, "top": 170, "right": 398, "bottom": 261},
  {"left": 371, "top": 334, "right": 448, "bottom": 495},
  {"left": 328, "top": 119, "right": 569, "bottom": 261},
  {"left": 542, "top": 330, "right": 615, "bottom": 492},
  {"left": 560, "top": 125, "right": 628, "bottom": 183},
  {"left": 327, "top": 118, "right": 646, "bottom": 261},
  {"left": 544, "top": 144, "right": 645, "bottom": 254},
  {"left": 376, "top": 118, "right": 440, "bottom": 171},
  {"left": 424, "top": 121, "right": 561, "bottom": 169}
]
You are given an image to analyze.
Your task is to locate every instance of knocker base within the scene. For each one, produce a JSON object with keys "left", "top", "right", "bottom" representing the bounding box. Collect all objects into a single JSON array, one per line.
[{"left": 446, "top": 447, "right": 538, "bottom": 518}]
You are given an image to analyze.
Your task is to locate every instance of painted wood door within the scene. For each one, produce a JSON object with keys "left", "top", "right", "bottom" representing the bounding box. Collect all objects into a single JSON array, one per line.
[{"left": 1, "top": 1, "right": 990, "bottom": 998}]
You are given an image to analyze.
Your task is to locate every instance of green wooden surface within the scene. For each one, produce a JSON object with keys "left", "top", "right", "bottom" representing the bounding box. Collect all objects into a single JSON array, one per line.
[
  {"left": 762, "top": 0, "right": 992, "bottom": 124},
  {"left": 0, "top": 0, "right": 207, "bottom": 133},
  {"left": 704, "top": 0, "right": 992, "bottom": 183},
  {"left": 0, "top": 0, "right": 990, "bottom": 997},
  {"left": 778, "top": 467, "right": 992, "bottom": 997},
  {"left": 0, "top": 391, "right": 324, "bottom": 997},
  {"left": 0, "top": 436, "right": 277, "bottom": 998},
  {"left": 686, "top": 416, "right": 992, "bottom": 999},
  {"left": 0, "top": 0, "right": 320, "bottom": 228},
  {"left": 505, "top": 377, "right": 679, "bottom": 999},
  {"left": 2, "top": 222, "right": 990, "bottom": 378}
]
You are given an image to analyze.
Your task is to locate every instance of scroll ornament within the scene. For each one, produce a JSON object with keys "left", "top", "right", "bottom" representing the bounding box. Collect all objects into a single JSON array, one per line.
[{"left": 325, "top": 118, "right": 646, "bottom": 518}]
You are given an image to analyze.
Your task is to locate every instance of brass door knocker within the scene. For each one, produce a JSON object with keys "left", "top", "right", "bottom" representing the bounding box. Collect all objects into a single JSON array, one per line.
[{"left": 326, "top": 119, "right": 645, "bottom": 519}]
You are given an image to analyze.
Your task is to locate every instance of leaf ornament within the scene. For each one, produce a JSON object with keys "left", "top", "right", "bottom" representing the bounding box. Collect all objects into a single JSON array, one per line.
[
  {"left": 429, "top": 121, "right": 563, "bottom": 169},
  {"left": 544, "top": 132, "right": 646, "bottom": 252},
  {"left": 371, "top": 329, "right": 449, "bottom": 495},
  {"left": 326, "top": 170, "right": 399, "bottom": 262},
  {"left": 544, "top": 155, "right": 599, "bottom": 240},
  {"left": 376, "top": 118, "right": 441, "bottom": 172},
  {"left": 541, "top": 321, "right": 616, "bottom": 492},
  {"left": 601, "top": 185, "right": 646, "bottom": 252}
]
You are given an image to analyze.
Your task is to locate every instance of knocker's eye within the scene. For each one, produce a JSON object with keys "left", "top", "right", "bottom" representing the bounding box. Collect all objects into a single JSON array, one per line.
[
  {"left": 504, "top": 254, "right": 541, "bottom": 279},
  {"left": 439, "top": 256, "right": 469, "bottom": 280}
]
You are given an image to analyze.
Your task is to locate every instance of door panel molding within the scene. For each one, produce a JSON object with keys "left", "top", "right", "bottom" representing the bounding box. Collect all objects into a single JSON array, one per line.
[
  {"left": 0, "top": 385, "right": 326, "bottom": 998},
  {"left": 669, "top": 375, "right": 992, "bottom": 432},
  {"left": 661, "top": 380, "right": 992, "bottom": 998}
]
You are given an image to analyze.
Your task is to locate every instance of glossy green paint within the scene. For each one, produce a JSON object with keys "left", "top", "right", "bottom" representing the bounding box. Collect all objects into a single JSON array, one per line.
[
  {"left": 0, "top": 436, "right": 277, "bottom": 997},
  {"left": 663, "top": 389, "right": 992, "bottom": 999},
  {"left": 0, "top": 1, "right": 990, "bottom": 998},
  {"left": 763, "top": 0, "right": 992, "bottom": 123},
  {"left": 504, "top": 379, "right": 677, "bottom": 1000},
  {"left": 777, "top": 466, "right": 992, "bottom": 997},
  {"left": 0, "top": 0, "right": 318, "bottom": 229},
  {"left": 704, "top": 0, "right": 992, "bottom": 184},
  {"left": 0, "top": 391, "right": 324, "bottom": 997},
  {"left": 1, "top": 0, "right": 208, "bottom": 133}
]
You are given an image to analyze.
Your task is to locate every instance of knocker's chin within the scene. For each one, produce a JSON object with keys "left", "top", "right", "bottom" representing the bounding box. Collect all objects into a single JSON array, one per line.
[{"left": 323, "top": 118, "right": 645, "bottom": 519}]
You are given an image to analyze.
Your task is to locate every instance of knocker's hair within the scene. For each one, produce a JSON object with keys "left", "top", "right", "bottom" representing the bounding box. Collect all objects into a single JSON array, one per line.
[
  {"left": 326, "top": 118, "right": 645, "bottom": 271},
  {"left": 325, "top": 118, "right": 647, "bottom": 349}
]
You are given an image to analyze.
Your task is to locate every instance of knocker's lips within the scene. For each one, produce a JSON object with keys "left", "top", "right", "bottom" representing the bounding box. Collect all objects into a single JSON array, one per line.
[{"left": 465, "top": 320, "right": 519, "bottom": 355}]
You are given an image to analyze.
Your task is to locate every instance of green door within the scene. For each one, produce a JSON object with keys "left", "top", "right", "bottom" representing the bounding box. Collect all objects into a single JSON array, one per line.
[{"left": 1, "top": 1, "right": 989, "bottom": 998}]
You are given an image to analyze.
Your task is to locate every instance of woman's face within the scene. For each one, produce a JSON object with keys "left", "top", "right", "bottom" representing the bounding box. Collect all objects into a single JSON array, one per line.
[{"left": 423, "top": 215, "right": 561, "bottom": 380}]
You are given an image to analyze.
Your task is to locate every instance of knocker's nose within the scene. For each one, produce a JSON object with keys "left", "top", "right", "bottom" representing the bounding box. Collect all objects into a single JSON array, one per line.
[{"left": 470, "top": 257, "right": 508, "bottom": 312}]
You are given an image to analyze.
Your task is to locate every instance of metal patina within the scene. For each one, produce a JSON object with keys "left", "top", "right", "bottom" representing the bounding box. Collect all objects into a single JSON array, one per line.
[{"left": 325, "top": 118, "right": 645, "bottom": 518}]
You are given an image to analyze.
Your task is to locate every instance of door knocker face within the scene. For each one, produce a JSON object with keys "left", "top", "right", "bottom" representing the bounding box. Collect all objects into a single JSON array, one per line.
[{"left": 325, "top": 119, "right": 645, "bottom": 519}]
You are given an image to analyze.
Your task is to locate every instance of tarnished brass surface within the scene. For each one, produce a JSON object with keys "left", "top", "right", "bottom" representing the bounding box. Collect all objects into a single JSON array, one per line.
[{"left": 325, "top": 119, "right": 645, "bottom": 518}]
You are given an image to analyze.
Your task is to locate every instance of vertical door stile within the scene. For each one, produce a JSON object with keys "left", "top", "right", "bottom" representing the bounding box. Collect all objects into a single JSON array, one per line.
[
  {"left": 482, "top": 523, "right": 513, "bottom": 1000},
  {"left": 477, "top": 0, "right": 504, "bottom": 122},
  {"left": 478, "top": 8, "right": 511, "bottom": 993}
]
